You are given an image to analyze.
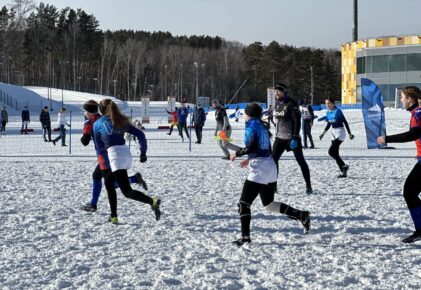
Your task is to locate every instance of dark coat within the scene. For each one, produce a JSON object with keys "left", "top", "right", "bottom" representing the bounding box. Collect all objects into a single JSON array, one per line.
[
  {"left": 193, "top": 108, "right": 206, "bottom": 126},
  {"left": 39, "top": 110, "right": 51, "bottom": 126}
]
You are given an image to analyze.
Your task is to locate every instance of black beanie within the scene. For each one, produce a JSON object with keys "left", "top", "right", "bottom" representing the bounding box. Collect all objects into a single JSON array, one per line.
[
  {"left": 274, "top": 83, "right": 288, "bottom": 93},
  {"left": 245, "top": 103, "right": 262, "bottom": 118},
  {"left": 83, "top": 100, "right": 98, "bottom": 113}
]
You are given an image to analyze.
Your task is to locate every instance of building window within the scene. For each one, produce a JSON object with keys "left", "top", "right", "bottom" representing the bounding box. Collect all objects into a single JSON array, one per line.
[
  {"left": 389, "top": 54, "right": 407, "bottom": 72},
  {"left": 372, "top": 55, "right": 389, "bottom": 73},
  {"left": 357, "top": 57, "right": 365, "bottom": 74},
  {"left": 407, "top": 53, "right": 421, "bottom": 71}
]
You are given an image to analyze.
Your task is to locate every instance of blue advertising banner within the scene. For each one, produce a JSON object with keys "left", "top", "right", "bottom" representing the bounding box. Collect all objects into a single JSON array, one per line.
[{"left": 361, "top": 78, "right": 387, "bottom": 149}]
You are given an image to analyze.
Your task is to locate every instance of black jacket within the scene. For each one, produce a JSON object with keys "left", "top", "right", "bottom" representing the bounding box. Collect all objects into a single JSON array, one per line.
[{"left": 39, "top": 110, "right": 51, "bottom": 126}]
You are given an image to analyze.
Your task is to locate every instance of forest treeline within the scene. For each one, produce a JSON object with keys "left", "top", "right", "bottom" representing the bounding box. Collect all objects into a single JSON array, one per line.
[{"left": 0, "top": 1, "right": 341, "bottom": 104}]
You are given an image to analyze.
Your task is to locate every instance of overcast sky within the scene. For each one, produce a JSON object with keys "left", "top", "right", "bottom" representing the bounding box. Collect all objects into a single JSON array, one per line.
[{"left": 37, "top": 0, "right": 421, "bottom": 49}]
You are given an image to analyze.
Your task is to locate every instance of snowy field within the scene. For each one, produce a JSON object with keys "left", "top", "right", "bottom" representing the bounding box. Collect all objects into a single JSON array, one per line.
[{"left": 1, "top": 105, "right": 421, "bottom": 289}]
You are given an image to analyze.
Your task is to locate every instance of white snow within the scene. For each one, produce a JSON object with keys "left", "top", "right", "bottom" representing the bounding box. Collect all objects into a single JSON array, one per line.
[{"left": 0, "top": 88, "right": 420, "bottom": 289}]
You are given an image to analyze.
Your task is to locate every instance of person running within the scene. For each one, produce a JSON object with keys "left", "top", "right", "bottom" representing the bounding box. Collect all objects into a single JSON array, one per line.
[
  {"left": 1, "top": 106, "right": 8, "bottom": 134},
  {"left": 80, "top": 100, "right": 148, "bottom": 212},
  {"left": 319, "top": 97, "right": 354, "bottom": 178},
  {"left": 377, "top": 86, "right": 421, "bottom": 244},
  {"left": 271, "top": 83, "right": 313, "bottom": 194},
  {"left": 193, "top": 104, "right": 206, "bottom": 144},
  {"left": 93, "top": 99, "right": 161, "bottom": 224},
  {"left": 52, "top": 107, "right": 70, "bottom": 146},
  {"left": 165, "top": 107, "right": 178, "bottom": 135},
  {"left": 229, "top": 103, "right": 310, "bottom": 247},
  {"left": 212, "top": 99, "right": 236, "bottom": 160},
  {"left": 39, "top": 106, "right": 52, "bottom": 142},
  {"left": 21, "top": 106, "right": 30, "bottom": 134},
  {"left": 299, "top": 99, "right": 315, "bottom": 149},
  {"left": 177, "top": 102, "right": 190, "bottom": 142}
]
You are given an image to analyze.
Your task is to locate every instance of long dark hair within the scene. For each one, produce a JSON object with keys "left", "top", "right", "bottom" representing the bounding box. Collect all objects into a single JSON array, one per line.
[{"left": 99, "top": 99, "right": 129, "bottom": 130}]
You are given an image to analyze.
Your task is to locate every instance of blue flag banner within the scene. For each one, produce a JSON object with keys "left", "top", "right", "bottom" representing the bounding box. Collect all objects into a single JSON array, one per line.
[{"left": 361, "top": 78, "right": 387, "bottom": 149}]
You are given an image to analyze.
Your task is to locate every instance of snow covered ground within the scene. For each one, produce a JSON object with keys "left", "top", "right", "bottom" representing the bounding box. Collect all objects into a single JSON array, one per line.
[{"left": 1, "top": 97, "right": 421, "bottom": 288}]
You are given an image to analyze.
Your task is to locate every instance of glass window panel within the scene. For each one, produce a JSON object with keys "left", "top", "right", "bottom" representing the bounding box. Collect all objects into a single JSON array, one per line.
[
  {"left": 357, "top": 57, "right": 365, "bottom": 74},
  {"left": 366, "top": 56, "right": 373, "bottom": 73},
  {"left": 372, "top": 55, "right": 389, "bottom": 73},
  {"left": 389, "top": 54, "right": 407, "bottom": 72},
  {"left": 407, "top": 53, "right": 421, "bottom": 71}
]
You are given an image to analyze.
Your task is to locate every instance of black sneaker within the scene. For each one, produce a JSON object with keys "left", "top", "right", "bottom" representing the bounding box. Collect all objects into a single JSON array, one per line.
[
  {"left": 152, "top": 198, "right": 161, "bottom": 221},
  {"left": 300, "top": 211, "right": 310, "bottom": 234},
  {"left": 166, "top": 132, "right": 171, "bottom": 135},
  {"left": 135, "top": 172, "right": 148, "bottom": 191},
  {"left": 338, "top": 165, "right": 349, "bottom": 178},
  {"left": 306, "top": 187, "right": 313, "bottom": 195},
  {"left": 52, "top": 140, "right": 56, "bottom": 146},
  {"left": 81, "top": 203, "right": 97, "bottom": 212},
  {"left": 402, "top": 231, "right": 421, "bottom": 244},
  {"left": 232, "top": 236, "right": 251, "bottom": 247},
  {"left": 221, "top": 156, "right": 230, "bottom": 160}
]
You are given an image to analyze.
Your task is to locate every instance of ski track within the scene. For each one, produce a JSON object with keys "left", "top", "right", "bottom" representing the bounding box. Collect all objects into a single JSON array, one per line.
[{"left": 1, "top": 109, "right": 421, "bottom": 289}]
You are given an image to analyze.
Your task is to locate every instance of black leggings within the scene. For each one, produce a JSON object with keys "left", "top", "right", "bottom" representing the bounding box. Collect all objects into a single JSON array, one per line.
[
  {"left": 403, "top": 163, "right": 421, "bottom": 209},
  {"left": 102, "top": 169, "right": 152, "bottom": 217},
  {"left": 328, "top": 139, "right": 345, "bottom": 169},
  {"left": 239, "top": 180, "right": 302, "bottom": 237},
  {"left": 195, "top": 125, "right": 203, "bottom": 143},
  {"left": 271, "top": 138, "right": 311, "bottom": 189},
  {"left": 178, "top": 123, "right": 190, "bottom": 138}
]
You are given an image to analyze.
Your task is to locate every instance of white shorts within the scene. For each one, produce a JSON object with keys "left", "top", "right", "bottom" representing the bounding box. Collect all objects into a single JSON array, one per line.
[
  {"left": 247, "top": 157, "right": 277, "bottom": 185},
  {"left": 108, "top": 145, "right": 133, "bottom": 172},
  {"left": 331, "top": 127, "right": 346, "bottom": 142}
]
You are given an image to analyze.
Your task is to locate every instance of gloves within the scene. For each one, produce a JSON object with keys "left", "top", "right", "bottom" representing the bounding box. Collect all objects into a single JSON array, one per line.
[
  {"left": 289, "top": 138, "right": 298, "bottom": 150},
  {"left": 140, "top": 154, "right": 147, "bottom": 163},
  {"left": 349, "top": 133, "right": 354, "bottom": 140},
  {"left": 319, "top": 132, "right": 325, "bottom": 140}
]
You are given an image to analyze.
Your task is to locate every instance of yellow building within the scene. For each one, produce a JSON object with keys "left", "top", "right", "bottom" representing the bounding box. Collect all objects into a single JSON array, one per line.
[{"left": 341, "top": 35, "right": 421, "bottom": 106}]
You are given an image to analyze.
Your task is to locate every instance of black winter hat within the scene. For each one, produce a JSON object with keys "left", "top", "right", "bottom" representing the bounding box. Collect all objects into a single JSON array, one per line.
[
  {"left": 274, "top": 83, "right": 288, "bottom": 93},
  {"left": 245, "top": 103, "right": 262, "bottom": 118},
  {"left": 83, "top": 100, "right": 98, "bottom": 113}
]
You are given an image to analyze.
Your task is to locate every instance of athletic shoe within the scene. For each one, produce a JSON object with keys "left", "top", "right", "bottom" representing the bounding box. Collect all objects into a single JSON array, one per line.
[
  {"left": 52, "top": 140, "right": 56, "bottom": 146},
  {"left": 81, "top": 203, "right": 97, "bottom": 212},
  {"left": 108, "top": 216, "right": 119, "bottom": 224},
  {"left": 152, "top": 198, "right": 161, "bottom": 221},
  {"left": 166, "top": 132, "right": 171, "bottom": 135},
  {"left": 338, "top": 165, "right": 349, "bottom": 178},
  {"left": 135, "top": 172, "right": 148, "bottom": 191},
  {"left": 232, "top": 236, "right": 251, "bottom": 247},
  {"left": 221, "top": 156, "right": 230, "bottom": 160},
  {"left": 300, "top": 211, "right": 310, "bottom": 234},
  {"left": 306, "top": 187, "right": 313, "bottom": 195},
  {"left": 181, "top": 137, "right": 184, "bottom": 142},
  {"left": 402, "top": 231, "right": 421, "bottom": 243}
]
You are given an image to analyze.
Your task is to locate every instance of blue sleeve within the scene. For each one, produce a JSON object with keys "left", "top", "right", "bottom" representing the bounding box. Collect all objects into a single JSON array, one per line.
[{"left": 127, "top": 124, "right": 147, "bottom": 155}]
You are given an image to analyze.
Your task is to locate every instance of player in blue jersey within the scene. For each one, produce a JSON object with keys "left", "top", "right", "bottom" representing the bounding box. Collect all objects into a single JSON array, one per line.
[
  {"left": 229, "top": 103, "right": 310, "bottom": 247},
  {"left": 93, "top": 99, "right": 161, "bottom": 224},
  {"left": 319, "top": 98, "right": 354, "bottom": 178}
]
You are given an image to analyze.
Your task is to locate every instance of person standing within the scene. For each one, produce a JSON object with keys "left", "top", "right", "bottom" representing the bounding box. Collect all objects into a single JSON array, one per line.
[
  {"left": 52, "top": 107, "right": 70, "bottom": 146},
  {"left": 377, "top": 86, "right": 421, "bottom": 244},
  {"left": 177, "top": 103, "right": 190, "bottom": 142},
  {"left": 80, "top": 100, "right": 147, "bottom": 212},
  {"left": 21, "top": 106, "right": 30, "bottom": 134},
  {"left": 0, "top": 106, "right": 8, "bottom": 134},
  {"left": 193, "top": 104, "right": 206, "bottom": 144},
  {"left": 229, "top": 103, "right": 310, "bottom": 246},
  {"left": 299, "top": 99, "right": 315, "bottom": 148},
  {"left": 165, "top": 107, "right": 178, "bottom": 136},
  {"left": 319, "top": 97, "right": 354, "bottom": 178},
  {"left": 234, "top": 106, "right": 241, "bottom": 122},
  {"left": 93, "top": 99, "right": 161, "bottom": 224},
  {"left": 271, "top": 84, "right": 313, "bottom": 194},
  {"left": 267, "top": 105, "right": 276, "bottom": 128},
  {"left": 212, "top": 99, "right": 234, "bottom": 160},
  {"left": 39, "top": 106, "right": 52, "bottom": 142}
]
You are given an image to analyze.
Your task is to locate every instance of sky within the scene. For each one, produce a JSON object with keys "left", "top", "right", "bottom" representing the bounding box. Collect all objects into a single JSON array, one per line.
[{"left": 35, "top": 0, "right": 421, "bottom": 49}]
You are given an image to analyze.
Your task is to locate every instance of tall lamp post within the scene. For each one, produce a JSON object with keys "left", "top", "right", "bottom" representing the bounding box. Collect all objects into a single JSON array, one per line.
[
  {"left": 112, "top": 79, "right": 117, "bottom": 97},
  {"left": 93, "top": 77, "right": 98, "bottom": 94},
  {"left": 194, "top": 62, "right": 199, "bottom": 104},
  {"left": 271, "top": 68, "right": 275, "bottom": 88},
  {"left": 164, "top": 64, "right": 168, "bottom": 99},
  {"left": 201, "top": 63, "right": 206, "bottom": 96},
  {"left": 77, "top": 76, "right": 82, "bottom": 92},
  {"left": 59, "top": 60, "right": 69, "bottom": 108},
  {"left": 179, "top": 63, "right": 183, "bottom": 103}
]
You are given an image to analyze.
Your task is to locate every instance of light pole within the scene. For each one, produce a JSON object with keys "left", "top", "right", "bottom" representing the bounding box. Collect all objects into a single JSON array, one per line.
[
  {"left": 112, "top": 79, "right": 117, "bottom": 97},
  {"left": 271, "top": 68, "right": 275, "bottom": 88},
  {"left": 201, "top": 63, "right": 206, "bottom": 96},
  {"left": 59, "top": 60, "right": 69, "bottom": 108},
  {"left": 164, "top": 64, "right": 168, "bottom": 98},
  {"left": 194, "top": 62, "right": 199, "bottom": 104},
  {"left": 180, "top": 64, "right": 183, "bottom": 102},
  {"left": 310, "top": 65, "right": 314, "bottom": 105},
  {"left": 93, "top": 77, "right": 98, "bottom": 94},
  {"left": 77, "top": 76, "right": 82, "bottom": 91},
  {"left": 0, "top": 61, "right": 2, "bottom": 82}
]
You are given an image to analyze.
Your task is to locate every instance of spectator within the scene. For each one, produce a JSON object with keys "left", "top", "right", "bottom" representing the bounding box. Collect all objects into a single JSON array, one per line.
[
  {"left": 193, "top": 104, "right": 206, "bottom": 144},
  {"left": 39, "top": 106, "right": 52, "bottom": 142},
  {"left": 1, "top": 106, "right": 8, "bottom": 134},
  {"left": 21, "top": 106, "right": 30, "bottom": 134},
  {"left": 52, "top": 107, "right": 70, "bottom": 146}
]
